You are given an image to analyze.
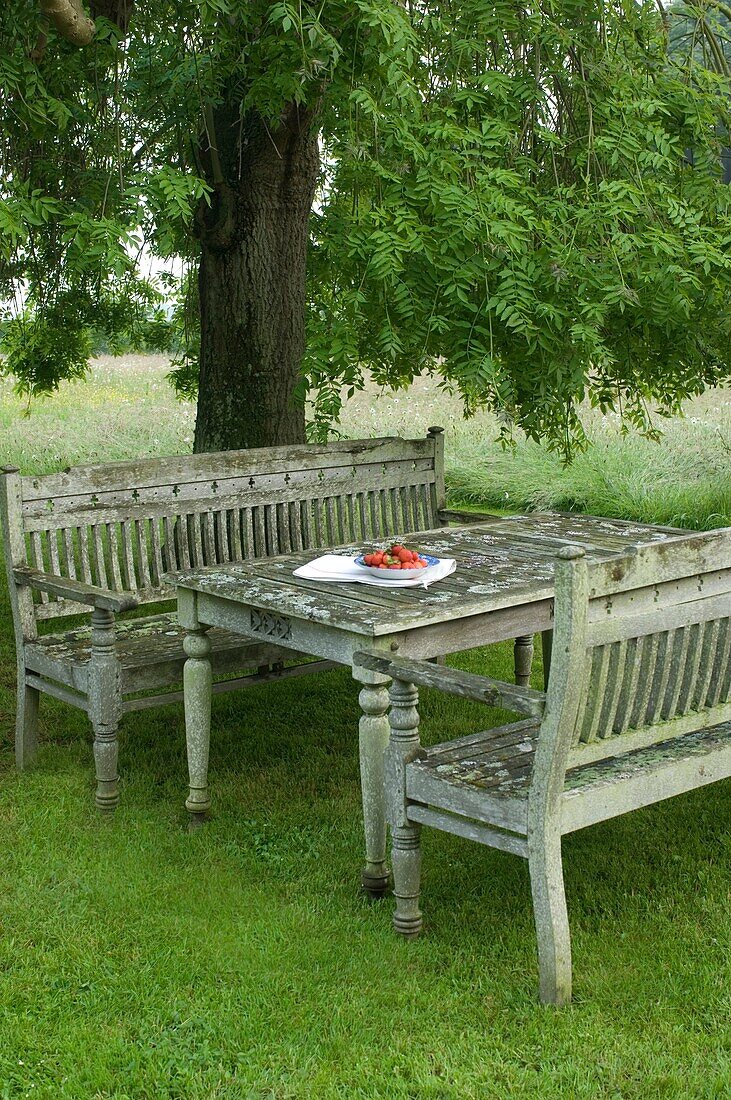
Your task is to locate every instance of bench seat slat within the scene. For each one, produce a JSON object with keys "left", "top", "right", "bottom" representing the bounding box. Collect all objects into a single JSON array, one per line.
[
  {"left": 25, "top": 613, "right": 301, "bottom": 694},
  {"left": 404, "top": 717, "right": 731, "bottom": 831}
]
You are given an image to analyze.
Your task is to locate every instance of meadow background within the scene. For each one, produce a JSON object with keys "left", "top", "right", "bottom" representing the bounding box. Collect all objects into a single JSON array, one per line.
[
  {"left": 2, "top": 354, "right": 729, "bottom": 528},
  {"left": 0, "top": 358, "right": 729, "bottom": 1098}
]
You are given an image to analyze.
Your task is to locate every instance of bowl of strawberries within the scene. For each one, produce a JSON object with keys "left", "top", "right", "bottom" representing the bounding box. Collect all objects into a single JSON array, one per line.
[{"left": 355, "top": 543, "right": 438, "bottom": 578}]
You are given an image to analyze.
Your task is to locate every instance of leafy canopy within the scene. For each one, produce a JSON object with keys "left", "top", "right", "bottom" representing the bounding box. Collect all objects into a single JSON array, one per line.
[{"left": 2, "top": 1, "right": 731, "bottom": 454}]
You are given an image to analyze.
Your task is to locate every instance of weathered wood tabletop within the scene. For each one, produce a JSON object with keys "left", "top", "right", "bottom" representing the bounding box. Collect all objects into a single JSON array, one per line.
[
  {"left": 175, "top": 513, "right": 687, "bottom": 635},
  {"left": 175, "top": 513, "right": 689, "bottom": 893}
]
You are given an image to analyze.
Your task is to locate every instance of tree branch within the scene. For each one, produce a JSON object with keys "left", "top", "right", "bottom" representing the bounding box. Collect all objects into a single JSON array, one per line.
[{"left": 40, "top": 0, "right": 95, "bottom": 46}]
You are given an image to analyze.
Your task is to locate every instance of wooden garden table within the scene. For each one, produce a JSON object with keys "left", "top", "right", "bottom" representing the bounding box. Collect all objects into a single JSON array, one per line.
[{"left": 176, "top": 513, "right": 685, "bottom": 894}]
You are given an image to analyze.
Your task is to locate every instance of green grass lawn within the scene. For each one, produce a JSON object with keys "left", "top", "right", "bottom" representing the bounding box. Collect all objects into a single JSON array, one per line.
[{"left": 0, "top": 361, "right": 730, "bottom": 1098}]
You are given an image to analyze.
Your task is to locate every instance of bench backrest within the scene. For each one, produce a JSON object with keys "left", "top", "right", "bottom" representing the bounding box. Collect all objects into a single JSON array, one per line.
[
  {"left": 534, "top": 529, "right": 731, "bottom": 805},
  {"left": 1, "top": 431, "right": 446, "bottom": 632}
]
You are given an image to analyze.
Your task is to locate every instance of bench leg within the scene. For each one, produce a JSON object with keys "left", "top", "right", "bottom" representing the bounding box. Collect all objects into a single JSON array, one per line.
[
  {"left": 388, "top": 679, "right": 423, "bottom": 937},
  {"left": 183, "top": 625, "right": 212, "bottom": 828},
  {"left": 354, "top": 667, "right": 391, "bottom": 898},
  {"left": 88, "top": 609, "right": 121, "bottom": 813},
  {"left": 392, "top": 824, "right": 423, "bottom": 937},
  {"left": 16, "top": 669, "right": 39, "bottom": 769},
  {"left": 528, "top": 829, "right": 572, "bottom": 1006}
]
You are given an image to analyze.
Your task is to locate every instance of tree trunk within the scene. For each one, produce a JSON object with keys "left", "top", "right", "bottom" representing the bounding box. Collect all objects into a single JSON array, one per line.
[{"left": 193, "top": 101, "right": 320, "bottom": 453}]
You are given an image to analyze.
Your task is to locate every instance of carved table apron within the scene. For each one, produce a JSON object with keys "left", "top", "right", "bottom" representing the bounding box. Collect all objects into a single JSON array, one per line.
[{"left": 175, "top": 513, "right": 687, "bottom": 895}]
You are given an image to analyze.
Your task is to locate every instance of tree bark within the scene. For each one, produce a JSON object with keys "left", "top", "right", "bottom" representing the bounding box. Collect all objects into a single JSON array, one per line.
[{"left": 193, "top": 101, "right": 320, "bottom": 453}]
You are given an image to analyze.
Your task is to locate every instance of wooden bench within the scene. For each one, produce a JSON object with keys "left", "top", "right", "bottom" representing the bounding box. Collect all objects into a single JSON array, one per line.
[
  {"left": 1, "top": 429, "right": 531, "bottom": 812},
  {"left": 356, "top": 527, "right": 731, "bottom": 1004}
]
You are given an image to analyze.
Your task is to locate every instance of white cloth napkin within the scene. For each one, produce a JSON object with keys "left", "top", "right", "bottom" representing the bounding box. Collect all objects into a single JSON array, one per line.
[{"left": 293, "top": 554, "right": 456, "bottom": 589}]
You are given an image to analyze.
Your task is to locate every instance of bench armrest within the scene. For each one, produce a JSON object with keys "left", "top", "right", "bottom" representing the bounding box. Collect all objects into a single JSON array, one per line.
[
  {"left": 354, "top": 652, "right": 546, "bottom": 718},
  {"left": 13, "top": 566, "right": 139, "bottom": 613},
  {"left": 439, "top": 509, "right": 500, "bottom": 525}
]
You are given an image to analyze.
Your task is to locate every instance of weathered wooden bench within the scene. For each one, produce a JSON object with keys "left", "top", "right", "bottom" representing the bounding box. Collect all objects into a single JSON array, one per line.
[
  {"left": 356, "top": 527, "right": 731, "bottom": 1004},
  {"left": 1, "top": 429, "right": 531, "bottom": 812}
]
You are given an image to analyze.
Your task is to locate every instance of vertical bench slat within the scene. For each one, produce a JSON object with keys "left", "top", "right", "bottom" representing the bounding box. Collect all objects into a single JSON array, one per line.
[
  {"left": 184, "top": 515, "right": 199, "bottom": 568},
  {"left": 691, "top": 618, "right": 719, "bottom": 710},
  {"left": 29, "top": 531, "right": 49, "bottom": 603},
  {"left": 418, "top": 483, "right": 431, "bottom": 531},
  {"left": 613, "top": 635, "right": 642, "bottom": 734},
  {"left": 389, "top": 487, "right": 399, "bottom": 534},
  {"left": 286, "top": 502, "right": 300, "bottom": 552},
  {"left": 647, "top": 630, "right": 674, "bottom": 724},
  {"left": 356, "top": 492, "right": 368, "bottom": 542},
  {"left": 379, "top": 489, "right": 390, "bottom": 537},
  {"left": 212, "top": 510, "right": 227, "bottom": 563},
  {"left": 335, "top": 496, "right": 346, "bottom": 545},
  {"left": 677, "top": 621, "right": 704, "bottom": 716},
  {"left": 135, "top": 519, "right": 151, "bottom": 589},
  {"left": 323, "top": 498, "right": 335, "bottom": 545},
  {"left": 62, "top": 528, "right": 77, "bottom": 580},
  {"left": 120, "top": 521, "right": 137, "bottom": 589},
  {"left": 311, "top": 499, "right": 323, "bottom": 548},
  {"left": 345, "top": 494, "right": 357, "bottom": 544},
  {"left": 91, "top": 524, "right": 109, "bottom": 588},
  {"left": 149, "top": 517, "right": 165, "bottom": 585},
  {"left": 363, "top": 491, "right": 374, "bottom": 539},
  {"left": 599, "top": 639, "right": 627, "bottom": 737},
  {"left": 106, "top": 523, "right": 124, "bottom": 589},
  {"left": 78, "top": 525, "right": 93, "bottom": 585},
  {"left": 202, "top": 511, "right": 215, "bottom": 564},
  {"left": 177, "top": 516, "right": 191, "bottom": 570},
  {"left": 425, "top": 480, "right": 436, "bottom": 527},
  {"left": 253, "top": 506, "right": 266, "bottom": 557},
  {"left": 718, "top": 621, "right": 731, "bottom": 703},
  {"left": 662, "top": 626, "right": 691, "bottom": 721},
  {"left": 162, "top": 516, "right": 178, "bottom": 573},
  {"left": 628, "top": 632, "right": 659, "bottom": 729},
  {"left": 264, "top": 504, "right": 274, "bottom": 555},
  {"left": 299, "top": 500, "right": 311, "bottom": 550},
  {"left": 227, "top": 508, "right": 242, "bottom": 560},
  {"left": 239, "top": 507, "right": 252, "bottom": 558},
  {"left": 48, "top": 528, "right": 62, "bottom": 579},
  {"left": 579, "top": 644, "right": 611, "bottom": 743},
  {"left": 274, "top": 501, "right": 284, "bottom": 552},
  {"left": 706, "top": 618, "right": 731, "bottom": 706},
  {"left": 409, "top": 485, "right": 420, "bottom": 532},
  {"left": 395, "top": 486, "right": 406, "bottom": 532}
]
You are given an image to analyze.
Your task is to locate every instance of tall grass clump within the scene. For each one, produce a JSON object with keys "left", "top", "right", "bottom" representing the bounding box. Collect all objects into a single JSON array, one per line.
[{"left": 446, "top": 404, "right": 731, "bottom": 531}]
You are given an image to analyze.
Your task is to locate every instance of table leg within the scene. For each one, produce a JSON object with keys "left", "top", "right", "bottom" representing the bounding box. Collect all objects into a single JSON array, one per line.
[
  {"left": 541, "top": 629, "right": 553, "bottom": 691},
  {"left": 514, "top": 634, "right": 535, "bottom": 686},
  {"left": 353, "top": 665, "right": 392, "bottom": 898},
  {"left": 183, "top": 624, "right": 212, "bottom": 828}
]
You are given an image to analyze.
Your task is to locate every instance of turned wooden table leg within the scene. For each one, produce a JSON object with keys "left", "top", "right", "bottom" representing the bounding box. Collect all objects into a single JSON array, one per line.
[
  {"left": 541, "top": 629, "right": 553, "bottom": 691},
  {"left": 183, "top": 624, "right": 212, "bottom": 828},
  {"left": 514, "top": 634, "right": 535, "bottom": 687},
  {"left": 353, "top": 664, "right": 392, "bottom": 898}
]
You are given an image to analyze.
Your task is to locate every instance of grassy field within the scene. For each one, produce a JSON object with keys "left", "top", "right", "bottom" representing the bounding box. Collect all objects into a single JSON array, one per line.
[
  {"left": 2, "top": 355, "right": 729, "bottom": 528},
  {"left": 0, "top": 360, "right": 730, "bottom": 1098}
]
